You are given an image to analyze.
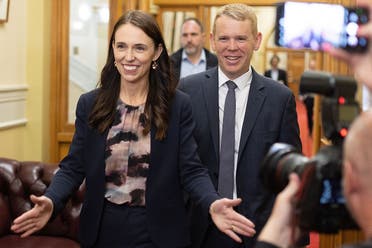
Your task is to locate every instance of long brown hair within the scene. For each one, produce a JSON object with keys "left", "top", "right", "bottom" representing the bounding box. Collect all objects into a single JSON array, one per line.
[{"left": 88, "top": 10, "right": 176, "bottom": 140}]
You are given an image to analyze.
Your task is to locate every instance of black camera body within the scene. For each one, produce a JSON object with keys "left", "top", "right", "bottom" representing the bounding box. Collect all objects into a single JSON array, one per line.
[
  {"left": 261, "top": 71, "right": 360, "bottom": 233},
  {"left": 300, "top": 71, "right": 359, "bottom": 145}
]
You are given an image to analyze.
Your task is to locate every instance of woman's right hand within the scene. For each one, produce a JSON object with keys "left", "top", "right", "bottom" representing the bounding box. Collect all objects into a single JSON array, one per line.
[{"left": 11, "top": 195, "right": 53, "bottom": 238}]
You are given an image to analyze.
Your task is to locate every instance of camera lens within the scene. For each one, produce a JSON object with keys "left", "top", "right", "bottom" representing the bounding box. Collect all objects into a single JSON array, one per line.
[
  {"left": 261, "top": 143, "right": 309, "bottom": 193},
  {"left": 261, "top": 143, "right": 359, "bottom": 233}
]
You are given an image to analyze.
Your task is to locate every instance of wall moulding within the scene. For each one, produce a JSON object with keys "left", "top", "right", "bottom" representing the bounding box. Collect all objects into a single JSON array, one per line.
[{"left": 0, "top": 84, "right": 28, "bottom": 130}]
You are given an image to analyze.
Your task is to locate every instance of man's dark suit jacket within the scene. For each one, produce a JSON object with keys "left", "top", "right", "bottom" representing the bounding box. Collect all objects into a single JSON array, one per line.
[
  {"left": 170, "top": 48, "right": 218, "bottom": 80},
  {"left": 179, "top": 67, "right": 301, "bottom": 248},
  {"left": 44, "top": 89, "right": 220, "bottom": 248},
  {"left": 264, "top": 68, "right": 288, "bottom": 86}
]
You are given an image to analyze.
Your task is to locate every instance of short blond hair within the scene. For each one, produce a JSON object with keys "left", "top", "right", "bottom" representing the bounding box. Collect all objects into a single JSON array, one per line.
[{"left": 212, "top": 3, "right": 258, "bottom": 35}]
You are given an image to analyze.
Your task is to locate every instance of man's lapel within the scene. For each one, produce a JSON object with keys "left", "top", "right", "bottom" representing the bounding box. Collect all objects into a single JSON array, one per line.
[
  {"left": 202, "top": 68, "right": 220, "bottom": 163},
  {"left": 238, "top": 69, "right": 266, "bottom": 163}
]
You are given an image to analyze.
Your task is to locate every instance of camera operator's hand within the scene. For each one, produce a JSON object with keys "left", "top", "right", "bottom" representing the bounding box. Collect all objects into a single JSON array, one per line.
[
  {"left": 257, "top": 173, "right": 301, "bottom": 248},
  {"left": 324, "top": 0, "right": 372, "bottom": 91}
]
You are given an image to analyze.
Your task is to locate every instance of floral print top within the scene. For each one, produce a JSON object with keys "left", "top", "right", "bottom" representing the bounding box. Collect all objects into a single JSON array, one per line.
[{"left": 104, "top": 101, "right": 150, "bottom": 206}]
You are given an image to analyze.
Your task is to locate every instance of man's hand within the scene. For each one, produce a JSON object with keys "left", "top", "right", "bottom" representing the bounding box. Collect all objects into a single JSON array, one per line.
[
  {"left": 11, "top": 195, "right": 53, "bottom": 238},
  {"left": 209, "top": 198, "right": 256, "bottom": 243}
]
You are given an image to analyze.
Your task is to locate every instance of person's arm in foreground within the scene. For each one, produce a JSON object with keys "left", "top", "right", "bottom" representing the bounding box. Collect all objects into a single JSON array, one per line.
[
  {"left": 256, "top": 173, "right": 301, "bottom": 248},
  {"left": 324, "top": 0, "right": 372, "bottom": 90}
]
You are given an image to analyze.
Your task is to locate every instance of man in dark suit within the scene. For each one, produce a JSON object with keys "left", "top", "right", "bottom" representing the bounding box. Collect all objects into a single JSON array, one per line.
[
  {"left": 171, "top": 17, "right": 218, "bottom": 80},
  {"left": 179, "top": 3, "right": 302, "bottom": 248},
  {"left": 264, "top": 54, "right": 288, "bottom": 86}
]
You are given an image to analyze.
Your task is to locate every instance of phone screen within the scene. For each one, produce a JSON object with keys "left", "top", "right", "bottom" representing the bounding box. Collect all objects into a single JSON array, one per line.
[{"left": 275, "top": 2, "right": 369, "bottom": 52}]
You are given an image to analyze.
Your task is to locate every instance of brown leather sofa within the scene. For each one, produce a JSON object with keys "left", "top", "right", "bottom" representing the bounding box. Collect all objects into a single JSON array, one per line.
[{"left": 0, "top": 157, "right": 84, "bottom": 248}]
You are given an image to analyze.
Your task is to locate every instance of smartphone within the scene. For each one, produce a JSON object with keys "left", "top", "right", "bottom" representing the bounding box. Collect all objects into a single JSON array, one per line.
[{"left": 275, "top": 1, "right": 369, "bottom": 52}]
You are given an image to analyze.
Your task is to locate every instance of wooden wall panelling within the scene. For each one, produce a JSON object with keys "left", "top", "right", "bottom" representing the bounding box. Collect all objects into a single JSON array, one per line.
[
  {"left": 156, "top": 6, "right": 198, "bottom": 37},
  {"left": 139, "top": 0, "right": 150, "bottom": 12},
  {"left": 109, "top": 0, "right": 150, "bottom": 35},
  {"left": 123, "top": 0, "right": 149, "bottom": 11},
  {"left": 287, "top": 51, "right": 305, "bottom": 98},
  {"left": 203, "top": 6, "right": 211, "bottom": 49}
]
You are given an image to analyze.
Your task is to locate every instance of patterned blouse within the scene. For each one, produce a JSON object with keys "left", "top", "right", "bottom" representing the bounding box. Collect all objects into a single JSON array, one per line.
[{"left": 104, "top": 100, "right": 150, "bottom": 206}]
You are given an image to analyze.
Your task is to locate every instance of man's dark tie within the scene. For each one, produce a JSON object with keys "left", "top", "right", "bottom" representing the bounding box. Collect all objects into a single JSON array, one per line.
[{"left": 218, "top": 80, "right": 237, "bottom": 198}]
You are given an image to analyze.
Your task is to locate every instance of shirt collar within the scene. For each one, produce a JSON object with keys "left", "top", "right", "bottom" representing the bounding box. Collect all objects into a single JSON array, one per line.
[
  {"left": 218, "top": 66, "right": 252, "bottom": 90},
  {"left": 181, "top": 49, "right": 206, "bottom": 64}
]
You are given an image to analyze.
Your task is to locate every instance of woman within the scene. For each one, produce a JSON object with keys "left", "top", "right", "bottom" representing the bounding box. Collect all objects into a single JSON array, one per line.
[{"left": 11, "top": 10, "right": 255, "bottom": 248}]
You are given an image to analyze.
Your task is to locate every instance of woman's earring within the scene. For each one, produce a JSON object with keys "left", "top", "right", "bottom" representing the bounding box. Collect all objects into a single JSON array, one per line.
[
  {"left": 152, "top": 60, "right": 158, "bottom": 70},
  {"left": 114, "top": 61, "right": 117, "bottom": 67}
]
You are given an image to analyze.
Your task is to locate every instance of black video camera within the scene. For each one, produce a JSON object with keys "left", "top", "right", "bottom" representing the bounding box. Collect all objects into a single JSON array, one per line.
[{"left": 261, "top": 71, "right": 360, "bottom": 233}]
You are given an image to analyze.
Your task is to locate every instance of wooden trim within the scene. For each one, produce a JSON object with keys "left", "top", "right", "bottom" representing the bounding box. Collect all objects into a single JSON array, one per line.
[
  {"left": 139, "top": 0, "right": 150, "bottom": 11},
  {"left": 57, "top": 132, "right": 74, "bottom": 142},
  {"left": 60, "top": 1, "right": 70, "bottom": 132},
  {"left": 49, "top": 0, "right": 62, "bottom": 162},
  {"left": 50, "top": 0, "right": 73, "bottom": 162},
  {"left": 203, "top": 6, "right": 211, "bottom": 49},
  {"left": 0, "top": 84, "right": 28, "bottom": 130},
  {"left": 0, "top": 119, "right": 27, "bottom": 130}
]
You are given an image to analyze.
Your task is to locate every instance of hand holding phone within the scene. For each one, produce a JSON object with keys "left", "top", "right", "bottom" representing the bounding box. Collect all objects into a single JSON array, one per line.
[
  {"left": 323, "top": 0, "right": 372, "bottom": 93},
  {"left": 275, "top": 1, "right": 369, "bottom": 52}
]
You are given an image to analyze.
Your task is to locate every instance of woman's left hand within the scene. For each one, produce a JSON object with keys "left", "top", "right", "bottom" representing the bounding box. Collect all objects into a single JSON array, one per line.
[{"left": 209, "top": 198, "right": 256, "bottom": 243}]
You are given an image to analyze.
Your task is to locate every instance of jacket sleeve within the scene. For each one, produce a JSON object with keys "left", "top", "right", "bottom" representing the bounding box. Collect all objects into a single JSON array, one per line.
[
  {"left": 279, "top": 92, "right": 302, "bottom": 152},
  {"left": 177, "top": 93, "right": 220, "bottom": 213}
]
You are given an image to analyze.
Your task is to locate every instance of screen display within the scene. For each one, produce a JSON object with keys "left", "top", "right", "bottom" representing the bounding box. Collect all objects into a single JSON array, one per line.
[
  {"left": 320, "top": 178, "right": 345, "bottom": 205},
  {"left": 339, "top": 104, "right": 359, "bottom": 122},
  {"left": 275, "top": 2, "right": 369, "bottom": 52}
]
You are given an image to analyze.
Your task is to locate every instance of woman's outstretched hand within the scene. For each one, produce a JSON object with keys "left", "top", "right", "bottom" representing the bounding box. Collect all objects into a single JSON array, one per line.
[{"left": 11, "top": 195, "right": 53, "bottom": 238}]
